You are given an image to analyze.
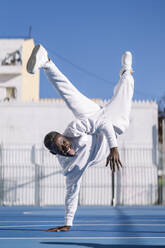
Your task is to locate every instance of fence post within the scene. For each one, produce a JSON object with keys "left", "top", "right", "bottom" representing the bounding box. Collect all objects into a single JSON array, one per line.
[
  {"left": 111, "top": 171, "right": 115, "bottom": 206},
  {"left": 0, "top": 144, "right": 3, "bottom": 206},
  {"left": 162, "top": 119, "right": 165, "bottom": 204},
  {"left": 31, "top": 145, "right": 40, "bottom": 206}
]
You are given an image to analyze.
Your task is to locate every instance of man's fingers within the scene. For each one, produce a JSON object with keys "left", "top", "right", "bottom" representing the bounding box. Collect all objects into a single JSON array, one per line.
[
  {"left": 106, "top": 158, "right": 109, "bottom": 167},
  {"left": 46, "top": 228, "right": 58, "bottom": 232},
  {"left": 116, "top": 161, "right": 120, "bottom": 170},
  {"left": 46, "top": 227, "right": 67, "bottom": 232},
  {"left": 110, "top": 158, "right": 115, "bottom": 172},
  {"left": 46, "top": 227, "right": 63, "bottom": 232},
  {"left": 112, "top": 160, "right": 115, "bottom": 172},
  {"left": 106, "top": 156, "right": 123, "bottom": 172},
  {"left": 118, "top": 159, "right": 123, "bottom": 168},
  {"left": 110, "top": 159, "right": 113, "bottom": 171}
]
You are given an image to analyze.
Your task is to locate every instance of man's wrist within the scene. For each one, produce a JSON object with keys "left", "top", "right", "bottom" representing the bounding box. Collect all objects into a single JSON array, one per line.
[{"left": 110, "top": 147, "right": 118, "bottom": 151}]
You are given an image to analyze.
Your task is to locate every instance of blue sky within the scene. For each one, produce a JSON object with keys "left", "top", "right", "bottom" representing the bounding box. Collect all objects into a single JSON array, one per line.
[{"left": 0, "top": 0, "right": 164, "bottom": 101}]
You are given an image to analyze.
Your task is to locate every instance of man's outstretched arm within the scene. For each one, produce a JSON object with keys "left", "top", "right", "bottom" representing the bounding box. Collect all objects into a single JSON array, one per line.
[
  {"left": 97, "top": 121, "right": 122, "bottom": 172},
  {"left": 45, "top": 176, "right": 81, "bottom": 232}
]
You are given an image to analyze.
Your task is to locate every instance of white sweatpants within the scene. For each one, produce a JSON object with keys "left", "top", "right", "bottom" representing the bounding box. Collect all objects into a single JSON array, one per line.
[{"left": 44, "top": 60, "right": 134, "bottom": 133}]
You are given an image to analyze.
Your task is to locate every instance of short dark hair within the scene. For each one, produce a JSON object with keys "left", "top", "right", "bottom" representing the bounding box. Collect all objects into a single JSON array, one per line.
[{"left": 44, "top": 131, "right": 59, "bottom": 150}]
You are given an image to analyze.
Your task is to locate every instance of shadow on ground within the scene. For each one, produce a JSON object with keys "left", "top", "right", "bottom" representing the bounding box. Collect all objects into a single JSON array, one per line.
[{"left": 40, "top": 242, "right": 164, "bottom": 247}]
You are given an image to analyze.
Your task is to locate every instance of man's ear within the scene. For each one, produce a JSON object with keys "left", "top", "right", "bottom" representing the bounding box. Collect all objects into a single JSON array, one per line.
[{"left": 50, "top": 150, "right": 57, "bottom": 155}]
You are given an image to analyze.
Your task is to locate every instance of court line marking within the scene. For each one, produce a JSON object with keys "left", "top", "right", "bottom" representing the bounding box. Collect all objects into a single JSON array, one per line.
[
  {"left": 0, "top": 221, "right": 63, "bottom": 223},
  {"left": 1, "top": 219, "right": 165, "bottom": 222},
  {"left": 1, "top": 224, "right": 165, "bottom": 228},
  {"left": 0, "top": 237, "right": 165, "bottom": 240}
]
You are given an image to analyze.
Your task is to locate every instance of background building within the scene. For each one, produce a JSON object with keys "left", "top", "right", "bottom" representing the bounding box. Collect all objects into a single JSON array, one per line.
[{"left": 0, "top": 38, "right": 39, "bottom": 102}]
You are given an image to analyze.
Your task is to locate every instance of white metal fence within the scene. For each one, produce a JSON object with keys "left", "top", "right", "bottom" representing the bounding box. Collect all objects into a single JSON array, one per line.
[{"left": 0, "top": 143, "right": 158, "bottom": 206}]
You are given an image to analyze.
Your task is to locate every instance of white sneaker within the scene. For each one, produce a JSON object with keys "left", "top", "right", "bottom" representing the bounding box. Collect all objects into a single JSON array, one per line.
[
  {"left": 119, "top": 51, "right": 133, "bottom": 76},
  {"left": 26, "top": 44, "right": 49, "bottom": 74}
]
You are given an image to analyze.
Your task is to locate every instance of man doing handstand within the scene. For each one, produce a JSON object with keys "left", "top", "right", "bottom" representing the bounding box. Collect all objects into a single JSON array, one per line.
[{"left": 27, "top": 44, "right": 134, "bottom": 232}]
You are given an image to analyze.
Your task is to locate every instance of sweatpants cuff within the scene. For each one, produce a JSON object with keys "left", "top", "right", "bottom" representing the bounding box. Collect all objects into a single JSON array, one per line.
[{"left": 65, "top": 218, "right": 73, "bottom": 226}]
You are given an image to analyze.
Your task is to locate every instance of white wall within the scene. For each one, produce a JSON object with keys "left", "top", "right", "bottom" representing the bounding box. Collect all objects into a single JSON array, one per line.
[
  {"left": 0, "top": 99, "right": 158, "bottom": 146},
  {"left": 121, "top": 100, "right": 158, "bottom": 145}
]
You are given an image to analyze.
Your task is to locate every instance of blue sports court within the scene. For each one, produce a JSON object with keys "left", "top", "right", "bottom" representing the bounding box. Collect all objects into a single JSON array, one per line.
[{"left": 0, "top": 206, "right": 165, "bottom": 247}]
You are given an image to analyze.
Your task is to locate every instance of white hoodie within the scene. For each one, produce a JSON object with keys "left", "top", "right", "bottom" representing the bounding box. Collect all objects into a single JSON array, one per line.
[{"left": 57, "top": 115, "right": 118, "bottom": 226}]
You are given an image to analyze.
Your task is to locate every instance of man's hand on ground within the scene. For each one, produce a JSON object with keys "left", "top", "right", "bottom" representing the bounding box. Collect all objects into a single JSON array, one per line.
[
  {"left": 46, "top": 226, "right": 70, "bottom": 232},
  {"left": 106, "top": 147, "right": 122, "bottom": 172}
]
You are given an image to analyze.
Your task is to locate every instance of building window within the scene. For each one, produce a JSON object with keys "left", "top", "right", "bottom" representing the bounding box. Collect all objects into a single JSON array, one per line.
[
  {"left": 0, "top": 87, "right": 17, "bottom": 101},
  {"left": 6, "top": 87, "right": 17, "bottom": 99},
  {"left": 1, "top": 50, "right": 22, "bottom": 66}
]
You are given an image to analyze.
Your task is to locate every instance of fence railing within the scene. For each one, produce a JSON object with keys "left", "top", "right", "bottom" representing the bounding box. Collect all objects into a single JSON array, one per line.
[{"left": 0, "top": 143, "right": 158, "bottom": 206}]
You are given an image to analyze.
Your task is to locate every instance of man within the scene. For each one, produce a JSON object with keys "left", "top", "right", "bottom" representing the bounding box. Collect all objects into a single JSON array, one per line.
[{"left": 27, "top": 44, "right": 134, "bottom": 232}]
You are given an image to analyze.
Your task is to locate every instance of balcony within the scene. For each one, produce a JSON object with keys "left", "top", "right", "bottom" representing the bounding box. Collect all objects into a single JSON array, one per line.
[
  {"left": 0, "top": 64, "right": 22, "bottom": 75},
  {"left": 0, "top": 49, "right": 22, "bottom": 75}
]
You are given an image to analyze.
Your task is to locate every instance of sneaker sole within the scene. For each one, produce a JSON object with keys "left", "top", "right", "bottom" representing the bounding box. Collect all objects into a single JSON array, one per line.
[{"left": 26, "top": 44, "right": 40, "bottom": 74}]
